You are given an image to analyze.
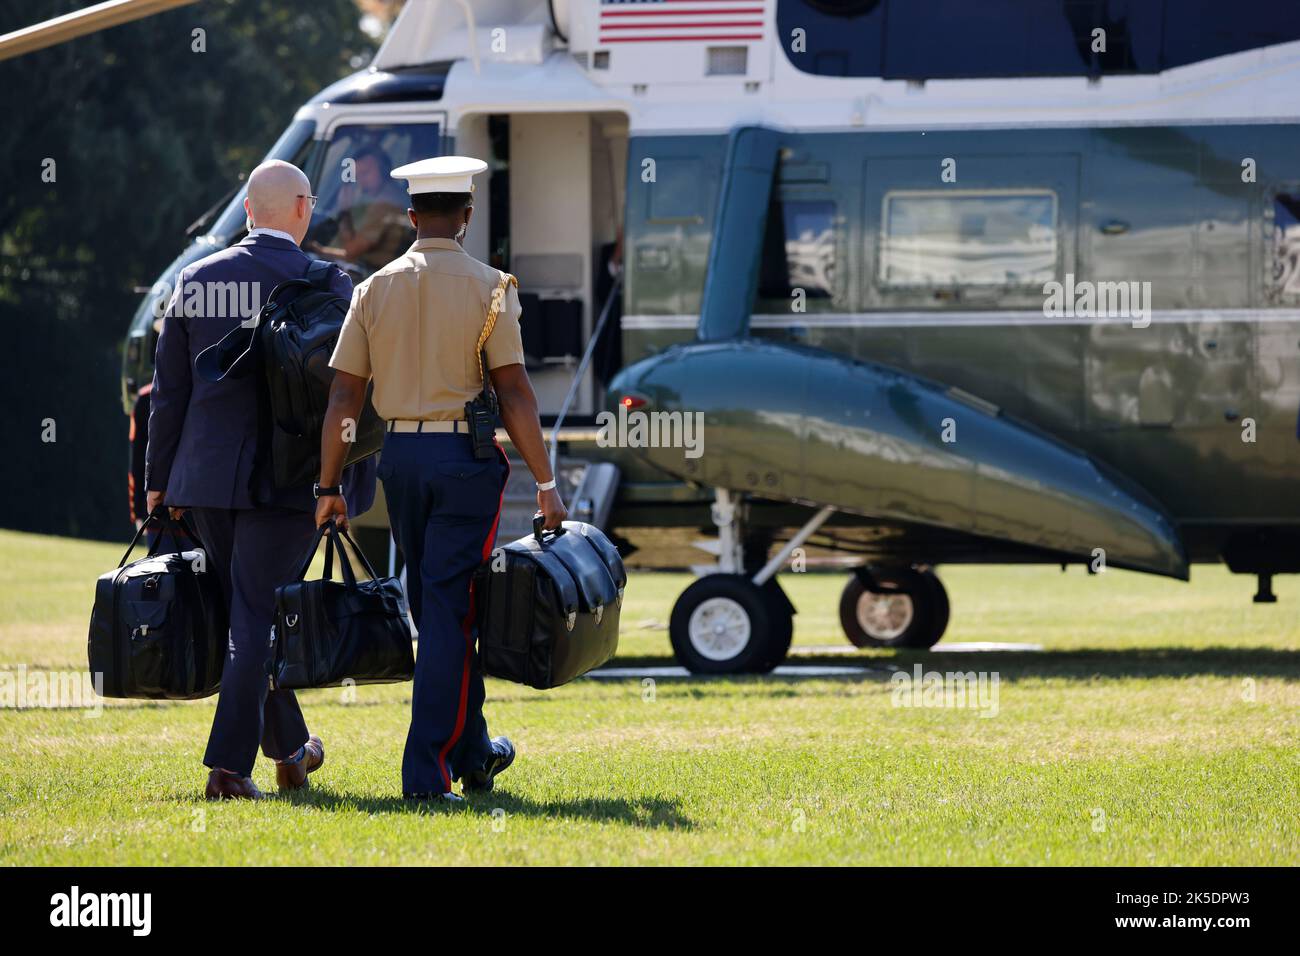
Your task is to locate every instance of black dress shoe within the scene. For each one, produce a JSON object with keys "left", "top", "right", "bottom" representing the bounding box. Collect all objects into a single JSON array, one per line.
[
  {"left": 462, "top": 736, "right": 515, "bottom": 793},
  {"left": 403, "top": 791, "right": 465, "bottom": 805}
]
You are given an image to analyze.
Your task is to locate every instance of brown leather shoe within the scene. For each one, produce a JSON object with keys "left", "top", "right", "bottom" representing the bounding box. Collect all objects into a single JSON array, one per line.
[
  {"left": 205, "top": 769, "right": 263, "bottom": 800},
  {"left": 275, "top": 734, "right": 325, "bottom": 791}
]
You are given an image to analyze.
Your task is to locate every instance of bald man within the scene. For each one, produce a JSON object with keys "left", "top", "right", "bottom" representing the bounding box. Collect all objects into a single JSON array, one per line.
[{"left": 146, "top": 160, "right": 377, "bottom": 800}]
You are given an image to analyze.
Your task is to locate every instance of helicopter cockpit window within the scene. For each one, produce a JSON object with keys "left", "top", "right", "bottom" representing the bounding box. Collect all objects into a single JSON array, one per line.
[
  {"left": 758, "top": 199, "right": 837, "bottom": 301},
  {"left": 208, "top": 119, "right": 317, "bottom": 243},
  {"left": 304, "top": 122, "right": 443, "bottom": 278},
  {"left": 1268, "top": 192, "right": 1300, "bottom": 303},
  {"left": 878, "top": 190, "right": 1057, "bottom": 289}
]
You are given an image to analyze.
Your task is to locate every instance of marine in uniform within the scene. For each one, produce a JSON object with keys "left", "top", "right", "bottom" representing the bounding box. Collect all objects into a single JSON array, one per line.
[{"left": 316, "top": 155, "right": 568, "bottom": 802}]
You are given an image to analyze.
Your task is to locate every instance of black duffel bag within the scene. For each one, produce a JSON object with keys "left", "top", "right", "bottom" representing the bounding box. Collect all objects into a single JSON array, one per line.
[
  {"left": 474, "top": 516, "right": 626, "bottom": 689},
  {"left": 270, "top": 520, "right": 414, "bottom": 690},
  {"left": 88, "top": 511, "right": 227, "bottom": 700},
  {"left": 195, "top": 259, "right": 385, "bottom": 490}
]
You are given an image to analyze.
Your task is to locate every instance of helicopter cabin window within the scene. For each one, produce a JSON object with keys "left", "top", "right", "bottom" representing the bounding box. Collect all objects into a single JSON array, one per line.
[
  {"left": 1268, "top": 192, "right": 1300, "bottom": 303},
  {"left": 758, "top": 198, "right": 837, "bottom": 302},
  {"left": 305, "top": 122, "right": 443, "bottom": 279},
  {"left": 878, "top": 190, "right": 1057, "bottom": 290}
]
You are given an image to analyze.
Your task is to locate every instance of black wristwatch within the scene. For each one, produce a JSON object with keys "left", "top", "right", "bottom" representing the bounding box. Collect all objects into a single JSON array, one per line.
[{"left": 313, "top": 483, "right": 342, "bottom": 499}]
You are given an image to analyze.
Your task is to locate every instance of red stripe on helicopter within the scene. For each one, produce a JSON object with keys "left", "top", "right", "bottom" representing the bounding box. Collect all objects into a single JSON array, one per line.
[{"left": 600, "top": 0, "right": 765, "bottom": 43}]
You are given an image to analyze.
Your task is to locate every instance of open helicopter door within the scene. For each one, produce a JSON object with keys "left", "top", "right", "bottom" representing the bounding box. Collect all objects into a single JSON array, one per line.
[{"left": 456, "top": 109, "right": 629, "bottom": 543}]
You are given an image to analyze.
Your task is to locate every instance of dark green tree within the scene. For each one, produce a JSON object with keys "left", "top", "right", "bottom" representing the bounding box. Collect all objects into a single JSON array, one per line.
[{"left": 0, "top": 0, "right": 377, "bottom": 539}]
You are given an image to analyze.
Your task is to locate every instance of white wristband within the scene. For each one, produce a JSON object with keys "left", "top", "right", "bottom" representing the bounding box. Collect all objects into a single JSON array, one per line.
[{"left": 536, "top": 479, "right": 557, "bottom": 492}]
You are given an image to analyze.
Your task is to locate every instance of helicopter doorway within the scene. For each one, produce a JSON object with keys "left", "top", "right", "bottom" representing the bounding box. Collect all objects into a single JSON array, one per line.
[{"left": 456, "top": 110, "right": 628, "bottom": 420}]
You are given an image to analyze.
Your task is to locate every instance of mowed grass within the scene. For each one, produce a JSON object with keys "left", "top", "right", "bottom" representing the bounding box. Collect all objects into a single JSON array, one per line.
[{"left": 0, "top": 527, "right": 1297, "bottom": 865}]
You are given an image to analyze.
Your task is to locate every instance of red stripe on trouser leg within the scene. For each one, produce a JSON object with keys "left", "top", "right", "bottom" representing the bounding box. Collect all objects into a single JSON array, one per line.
[{"left": 435, "top": 447, "right": 509, "bottom": 791}]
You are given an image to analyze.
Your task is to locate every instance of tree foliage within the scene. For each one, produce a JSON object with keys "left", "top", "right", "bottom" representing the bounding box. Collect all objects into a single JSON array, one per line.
[{"left": 0, "top": 0, "right": 377, "bottom": 539}]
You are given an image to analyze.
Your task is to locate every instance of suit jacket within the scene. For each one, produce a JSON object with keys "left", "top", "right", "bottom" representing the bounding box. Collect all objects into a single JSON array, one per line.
[{"left": 145, "top": 233, "right": 377, "bottom": 515}]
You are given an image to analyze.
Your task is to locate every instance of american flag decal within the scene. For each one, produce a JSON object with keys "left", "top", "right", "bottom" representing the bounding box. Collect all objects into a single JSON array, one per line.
[{"left": 599, "top": 0, "right": 765, "bottom": 44}]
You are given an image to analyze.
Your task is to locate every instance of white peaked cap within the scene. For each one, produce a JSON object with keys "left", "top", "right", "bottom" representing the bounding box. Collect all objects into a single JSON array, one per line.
[{"left": 390, "top": 155, "right": 488, "bottom": 195}]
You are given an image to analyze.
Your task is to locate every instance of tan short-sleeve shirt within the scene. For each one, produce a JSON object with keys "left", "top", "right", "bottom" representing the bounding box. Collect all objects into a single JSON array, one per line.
[{"left": 329, "top": 237, "right": 526, "bottom": 421}]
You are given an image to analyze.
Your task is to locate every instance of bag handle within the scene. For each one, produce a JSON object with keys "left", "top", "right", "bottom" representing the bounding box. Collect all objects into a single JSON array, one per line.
[
  {"left": 292, "top": 521, "right": 332, "bottom": 582},
  {"left": 116, "top": 508, "right": 203, "bottom": 569},
  {"left": 532, "top": 511, "right": 567, "bottom": 545},
  {"left": 333, "top": 524, "right": 381, "bottom": 582},
  {"left": 291, "top": 519, "right": 376, "bottom": 588},
  {"left": 321, "top": 524, "right": 359, "bottom": 589}
]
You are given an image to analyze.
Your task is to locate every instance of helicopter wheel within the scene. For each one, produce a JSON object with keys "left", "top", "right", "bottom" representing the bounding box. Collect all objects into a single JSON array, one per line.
[
  {"left": 839, "top": 566, "right": 949, "bottom": 649},
  {"left": 670, "top": 574, "right": 794, "bottom": 674}
]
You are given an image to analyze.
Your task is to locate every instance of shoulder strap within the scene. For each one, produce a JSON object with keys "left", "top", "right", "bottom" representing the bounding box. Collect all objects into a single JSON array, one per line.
[
  {"left": 305, "top": 258, "right": 334, "bottom": 289},
  {"left": 475, "top": 271, "right": 518, "bottom": 392}
]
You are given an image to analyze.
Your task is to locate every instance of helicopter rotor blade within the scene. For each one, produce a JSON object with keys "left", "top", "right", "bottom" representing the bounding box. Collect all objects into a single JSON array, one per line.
[{"left": 0, "top": 0, "right": 199, "bottom": 63}]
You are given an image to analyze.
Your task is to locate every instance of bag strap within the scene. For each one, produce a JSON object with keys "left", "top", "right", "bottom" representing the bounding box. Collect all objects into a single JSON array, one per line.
[
  {"left": 117, "top": 512, "right": 160, "bottom": 568},
  {"left": 335, "top": 526, "right": 380, "bottom": 581},
  {"left": 292, "top": 522, "right": 331, "bottom": 582},
  {"left": 322, "top": 525, "right": 359, "bottom": 590},
  {"left": 116, "top": 509, "right": 204, "bottom": 569},
  {"left": 291, "top": 520, "right": 372, "bottom": 589},
  {"left": 305, "top": 258, "right": 334, "bottom": 289},
  {"left": 474, "top": 272, "right": 517, "bottom": 398}
]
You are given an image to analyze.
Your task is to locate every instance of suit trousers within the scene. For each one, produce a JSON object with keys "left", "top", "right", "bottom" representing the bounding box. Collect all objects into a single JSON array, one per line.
[
  {"left": 378, "top": 432, "right": 508, "bottom": 795},
  {"left": 189, "top": 506, "right": 317, "bottom": 776}
]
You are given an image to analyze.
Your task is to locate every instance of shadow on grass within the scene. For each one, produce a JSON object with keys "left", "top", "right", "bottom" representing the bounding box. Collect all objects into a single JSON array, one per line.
[
  {"left": 606, "top": 645, "right": 1300, "bottom": 683},
  {"left": 867, "top": 645, "right": 1300, "bottom": 681},
  {"left": 290, "top": 786, "right": 694, "bottom": 829}
]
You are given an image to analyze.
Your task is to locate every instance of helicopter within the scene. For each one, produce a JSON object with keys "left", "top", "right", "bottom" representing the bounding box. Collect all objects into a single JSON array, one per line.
[{"left": 11, "top": 0, "right": 1300, "bottom": 672}]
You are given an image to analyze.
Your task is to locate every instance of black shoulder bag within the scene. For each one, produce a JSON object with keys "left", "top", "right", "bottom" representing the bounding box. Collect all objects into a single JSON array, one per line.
[{"left": 270, "top": 520, "right": 414, "bottom": 690}]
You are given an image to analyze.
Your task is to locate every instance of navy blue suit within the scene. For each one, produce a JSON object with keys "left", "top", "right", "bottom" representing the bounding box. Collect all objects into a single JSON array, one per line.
[{"left": 146, "top": 232, "right": 377, "bottom": 776}]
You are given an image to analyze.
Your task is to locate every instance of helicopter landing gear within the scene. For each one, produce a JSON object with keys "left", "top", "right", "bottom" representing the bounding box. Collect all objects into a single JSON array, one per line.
[
  {"left": 839, "top": 565, "right": 949, "bottom": 649},
  {"left": 668, "top": 492, "right": 832, "bottom": 674},
  {"left": 669, "top": 575, "right": 794, "bottom": 673}
]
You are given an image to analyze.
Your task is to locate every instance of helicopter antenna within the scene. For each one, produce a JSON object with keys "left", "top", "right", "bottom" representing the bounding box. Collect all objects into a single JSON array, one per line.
[
  {"left": 444, "top": 0, "right": 481, "bottom": 74},
  {"left": 547, "top": 0, "right": 568, "bottom": 44}
]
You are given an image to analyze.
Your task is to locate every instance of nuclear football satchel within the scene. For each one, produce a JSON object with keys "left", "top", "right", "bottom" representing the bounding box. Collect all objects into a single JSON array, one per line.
[
  {"left": 88, "top": 510, "right": 227, "bottom": 700},
  {"left": 474, "top": 516, "right": 626, "bottom": 689}
]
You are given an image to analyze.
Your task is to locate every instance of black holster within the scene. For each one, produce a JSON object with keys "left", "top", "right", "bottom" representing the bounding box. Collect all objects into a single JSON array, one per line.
[{"left": 465, "top": 384, "right": 499, "bottom": 460}]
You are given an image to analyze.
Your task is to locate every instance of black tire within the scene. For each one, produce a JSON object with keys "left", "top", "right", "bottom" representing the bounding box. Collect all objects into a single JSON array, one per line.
[
  {"left": 839, "top": 567, "right": 948, "bottom": 649},
  {"left": 670, "top": 574, "right": 787, "bottom": 674},
  {"left": 757, "top": 578, "right": 795, "bottom": 671},
  {"left": 915, "top": 567, "right": 950, "bottom": 647}
]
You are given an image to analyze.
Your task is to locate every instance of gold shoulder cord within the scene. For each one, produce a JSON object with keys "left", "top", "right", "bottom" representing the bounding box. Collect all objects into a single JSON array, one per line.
[{"left": 476, "top": 271, "right": 518, "bottom": 387}]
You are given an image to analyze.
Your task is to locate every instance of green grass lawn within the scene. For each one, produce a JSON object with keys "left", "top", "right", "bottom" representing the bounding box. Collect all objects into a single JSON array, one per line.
[{"left": 0, "top": 527, "right": 1297, "bottom": 865}]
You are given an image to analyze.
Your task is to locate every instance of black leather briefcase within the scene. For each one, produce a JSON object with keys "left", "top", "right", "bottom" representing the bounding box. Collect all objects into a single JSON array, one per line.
[
  {"left": 270, "top": 521, "right": 414, "bottom": 690},
  {"left": 88, "top": 512, "right": 227, "bottom": 700},
  {"left": 474, "top": 518, "right": 625, "bottom": 689}
]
